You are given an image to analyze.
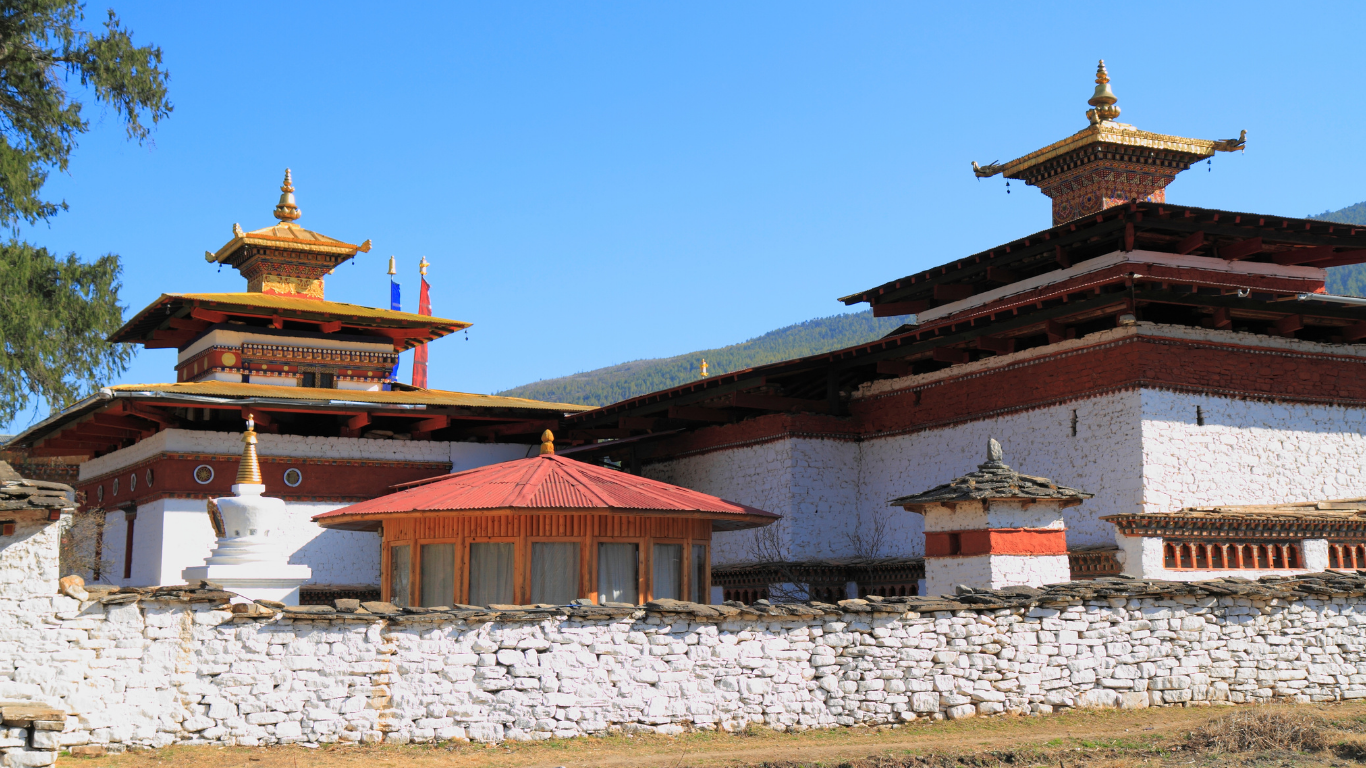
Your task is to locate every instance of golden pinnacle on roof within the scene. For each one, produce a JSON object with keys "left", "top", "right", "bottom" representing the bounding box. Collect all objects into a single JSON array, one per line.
[
  {"left": 418, "top": 256, "right": 429, "bottom": 277},
  {"left": 700, "top": 359, "right": 709, "bottom": 378},
  {"left": 237, "top": 414, "right": 264, "bottom": 485},
  {"left": 1086, "top": 60, "right": 1121, "bottom": 124},
  {"left": 539, "top": 430, "right": 555, "bottom": 455},
  {"left": 387, "top": 255, "right": 397, "bottom": 276},
  {"left": 272, "top": 168, "right": 302, "bottom": 223}
]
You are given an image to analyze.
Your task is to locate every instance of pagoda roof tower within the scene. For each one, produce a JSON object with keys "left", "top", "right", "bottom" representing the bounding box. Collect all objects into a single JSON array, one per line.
[
  {"left": 973, "top": 61, "right": 1247, "bottom": 225},
  {"left": 204, "top": 169, "right": 372, "bottom": 300}
]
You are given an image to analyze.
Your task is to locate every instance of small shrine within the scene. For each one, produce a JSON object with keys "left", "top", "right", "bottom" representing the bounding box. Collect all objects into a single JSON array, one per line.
[
  {"left": 314, "top": 432, "right": 778, "bottom": 607},
  {"left": 890, "top": 439, "right": 1091, "bottom": 595},
  {"left": 182, "top": 415, "right": 311, "bottom": 604},
  {"left": 972, "top": 61, "right": 1246, "bottom": 224}
]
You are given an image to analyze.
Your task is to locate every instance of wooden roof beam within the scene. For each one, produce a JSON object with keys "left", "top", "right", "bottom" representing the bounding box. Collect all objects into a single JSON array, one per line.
[
  {"left": 728, "top": 392, "right": 829, "bottom": 414},
  {"left": 872, "top": 300, "right": 930, "bottom": 318},
  {"left": 1218, "top": 237, "right": 1264, "bottom": 261},
  {"left": 1175, "top": 230, "right": 1205, "bottom": 255},
  {"left": 667, "top": 405, "right": 735, "bottom": 423}
]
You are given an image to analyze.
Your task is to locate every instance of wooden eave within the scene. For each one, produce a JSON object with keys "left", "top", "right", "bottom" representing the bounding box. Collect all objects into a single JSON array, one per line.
[
  {"left": 314, "top": 505, "right": 779, "bottom": 533},
  {"left": 839, "top": 202, "right": 1366, "bottom": 315}
]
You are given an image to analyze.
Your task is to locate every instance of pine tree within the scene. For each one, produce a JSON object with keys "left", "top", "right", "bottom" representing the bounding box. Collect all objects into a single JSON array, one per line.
[{"left": 0, "top": 0, "right": 171, "bottom": 424}]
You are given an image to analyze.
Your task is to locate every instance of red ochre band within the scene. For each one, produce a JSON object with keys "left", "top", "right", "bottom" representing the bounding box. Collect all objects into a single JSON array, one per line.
[{"left": 924, "top": 528, "right": 1067, "bottom": 557}]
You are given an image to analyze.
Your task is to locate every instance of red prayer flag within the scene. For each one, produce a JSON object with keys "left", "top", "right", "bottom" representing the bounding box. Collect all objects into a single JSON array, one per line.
[{"left": 412, "top": 276, "right": 431, "bottom": 388}]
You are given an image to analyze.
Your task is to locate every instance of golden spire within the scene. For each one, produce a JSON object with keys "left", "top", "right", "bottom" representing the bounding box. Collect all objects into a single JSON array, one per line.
[
  {"left": 1085, "top": 59, "right": 1121, "bottom": 124},
  {"left": 237, "top": 414, "right": 264, "bottom": 485},
  {"left": 418, "top": 256, "right": 429, "bottom": 277},
  {"left": 539, "top": 430, "right": 555, "bottom": 455},
  {"left": 387, "top": 255, "right": 397, "bottom": 276},
  {"left": 700, "top": 359, "right": 709, "bottom": 378},
  {"left": 272, "top": 168, "right": 302, "bottom": 223}
]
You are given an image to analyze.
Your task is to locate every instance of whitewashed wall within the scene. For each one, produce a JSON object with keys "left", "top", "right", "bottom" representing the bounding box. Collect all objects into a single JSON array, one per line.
[{"left": 1139, "top": 390, "right": 1366, "bottom": 514}]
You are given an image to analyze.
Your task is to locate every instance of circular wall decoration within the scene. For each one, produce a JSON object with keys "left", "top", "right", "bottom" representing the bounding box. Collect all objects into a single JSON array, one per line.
[
  {"left": 96, "top": 485, "right": 104, "bottom": 503},
  {"left": 128, "top": 473, "right": 137, "bottom": 493},
  {"left": 111, "top": 478, "right": 119, "bottom": 496},
  {"left": 221, "top": 351, "right": 237, "bottom": 367},
  {"left": 283, "top": 468, "right": 303, "bottom": 488},
  {"left": 193, "top": 465, "right": 215, "bottom": 485},
  {"left": 145, "top": 468, "right": 154, "bottom": 488}
]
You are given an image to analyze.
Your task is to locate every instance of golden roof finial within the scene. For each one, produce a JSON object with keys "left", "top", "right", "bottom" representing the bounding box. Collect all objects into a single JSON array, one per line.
[
  {"left": 1086, "top": 59, "right": 1121, "bottom": 124},
  {"left": 539, "top": 430, "right": 555, "bottom": 455},
  {"left": 387, "top": 255, "right": 397, "bottom": 276},
  {"left": 236, "top": 414, "right": 264, "bottom": 485},
  {"left": 272, "top": 168, "right": 302, "bottom": 223},
  {"left": 700, "top": 358, "right": 709, "bottom": 378},
  {"left": 418, "top": 256, "right": 429, "bottom": 277}
]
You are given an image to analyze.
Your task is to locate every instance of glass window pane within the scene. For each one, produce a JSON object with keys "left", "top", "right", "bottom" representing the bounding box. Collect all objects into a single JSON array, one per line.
[
  {"left": 469, "top": 542, "right": 515, "bottom": 606},
  {"left": 652, "top": 544, "right": 683, "bottom": 600},
  {"left": 692, "top": 544, "right": 708, "bottom": 604},
  {"left": 419, "top": 543, "right": 455, "bottom": 607},
  {"left": 389, "top": 545, "right": 411, "bottom": 607},
  {"left": 598, "top": 543, "right": 638, "bottom": 605},
  {"left": 530, "top": 542, "right": 580, "bottom": 605}
]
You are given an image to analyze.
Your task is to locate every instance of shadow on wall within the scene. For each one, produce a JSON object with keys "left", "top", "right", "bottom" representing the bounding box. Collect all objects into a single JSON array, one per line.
[{"left": 290, "top": 529, "right": 380, "bottom": 585}]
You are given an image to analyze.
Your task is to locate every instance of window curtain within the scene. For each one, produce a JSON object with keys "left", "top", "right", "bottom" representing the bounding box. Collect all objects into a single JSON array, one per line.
[
  {"left": 419, "top": 543, "right": 455, "bottom": 607},
  {"left": 652, "top": 544, "right": 683, "bottom": 600},
  {"left": 469, "top": 542, "right": 515, "bottom": 606},
  {"left": 598, "top": 543, "right": 638, "bottom": 605},
  {"left": 389, "top": 545, "right": 411, "bottom": 607},
  {"left": 530, "top": 542, "right": 580, "bottom": 605},
  {"left": 692, "top": 544, "right": 708, "bottom": 604}
]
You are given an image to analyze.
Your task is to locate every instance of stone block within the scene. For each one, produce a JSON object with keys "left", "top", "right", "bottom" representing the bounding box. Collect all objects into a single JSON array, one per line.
[{"left": 945, "top": 704, "right": 976, "bottom": 721}]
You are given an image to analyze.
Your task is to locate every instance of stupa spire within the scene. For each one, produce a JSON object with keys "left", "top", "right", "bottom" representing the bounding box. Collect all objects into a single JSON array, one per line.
[
  {"left": 273, "top": 168, "right": 301, "bottom": 223},
  {"left": 236, "top": 415, "right": 263, "bottom": 485}
]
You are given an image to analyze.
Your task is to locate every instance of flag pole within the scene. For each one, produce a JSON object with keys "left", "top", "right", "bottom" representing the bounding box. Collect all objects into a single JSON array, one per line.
[{"left": 412, "top": 257, "right": 431, "bottom": 389}]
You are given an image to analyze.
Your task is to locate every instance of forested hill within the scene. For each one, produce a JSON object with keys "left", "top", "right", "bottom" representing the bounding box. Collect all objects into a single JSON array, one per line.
[
  {"left": 1311, "top": 201, "right": 1366, "bottom": 296},
  {"left": 497, "top": 311, "right": 905, "bottom": 407}
]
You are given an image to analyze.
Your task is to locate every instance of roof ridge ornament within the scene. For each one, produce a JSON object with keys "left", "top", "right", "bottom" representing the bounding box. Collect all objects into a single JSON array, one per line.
[
  {"left": 540, "top": 430, "right": 555, "bottom": 455},
  {"left": 273, "top": 168, "right": 302, "bottom": 223},
  {"left": 985, "top": 437, "right": 1005, "bottom": 467},
  {"left": 1085, "top": 59, "right": 1120, "bottom": 125}
]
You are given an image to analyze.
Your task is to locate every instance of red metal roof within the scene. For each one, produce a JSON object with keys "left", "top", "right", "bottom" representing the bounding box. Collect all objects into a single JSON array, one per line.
[{"left": 313, "top": 453, "right": 778, "bottom": 529}]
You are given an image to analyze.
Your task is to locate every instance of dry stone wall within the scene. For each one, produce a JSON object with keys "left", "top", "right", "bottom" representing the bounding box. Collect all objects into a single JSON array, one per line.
[{"left": 15, "top": 573, "right": 1366, "bottom": 750}]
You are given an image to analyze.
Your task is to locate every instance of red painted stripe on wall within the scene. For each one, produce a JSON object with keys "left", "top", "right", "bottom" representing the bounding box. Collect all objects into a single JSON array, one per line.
[{"left": 924, "top": 528, "right": 1067, "bottom": 557}]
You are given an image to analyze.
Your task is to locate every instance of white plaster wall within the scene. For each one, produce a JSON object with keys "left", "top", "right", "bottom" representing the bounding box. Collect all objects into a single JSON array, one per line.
[
  {"left": 80, "top": 430, "right": 526, "bottom": 481},
  {"left": 178, "top": 328, "right": 392, "bottom": 363},
  {"left": 925, "top": 554, "right": 1070, "bottom": 596},
  {"left": 858, "top": 391, "right": 1146, "bottom": 554},
  {"left": 921, "top": 500, "right": 1066, "bottom": 532},
  {"left": 276, "top": 502, "right": 379, "bottom": 586},
  {"left": 1117, "top": 535, "right": 1333, "bottom": 582},
  {"left": 644, "top": 438, "right": 860, "bottom": 564},
  {"left": 1140, "top": 390, "right": 1366, "bottom": 513},
  {"left": 99, "top": 503, "right": 166, "bottom": 587},
  {"left": 0, "top": 511, "right": 64, "bottom": 600}
]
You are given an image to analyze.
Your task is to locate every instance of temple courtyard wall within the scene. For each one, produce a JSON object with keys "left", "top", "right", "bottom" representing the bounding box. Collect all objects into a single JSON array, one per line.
[
  {"left": 14, "top": 578, "right": 1366, "bottom": 750},
  {"left": 645, "top": 325, "right": 1366, "bottom": 565}
]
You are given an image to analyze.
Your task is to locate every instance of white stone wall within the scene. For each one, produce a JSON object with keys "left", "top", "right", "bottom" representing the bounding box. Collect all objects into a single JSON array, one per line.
[
  {"left": 0, "top": 511, "right": 64, "bottom": 601},
  {"left": 16, "top": 590, "right": 1366, "bottom": 749}
]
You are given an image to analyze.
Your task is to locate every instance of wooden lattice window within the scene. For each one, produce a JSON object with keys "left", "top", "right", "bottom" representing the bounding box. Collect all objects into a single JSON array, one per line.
[{"left": 1164, "top": 540, "right": 1301, "bottom": 571}]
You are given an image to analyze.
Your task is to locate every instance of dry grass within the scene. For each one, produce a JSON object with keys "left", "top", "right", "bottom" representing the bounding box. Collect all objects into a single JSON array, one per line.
[{"left": 1185, "top": 709, "right": 1330, "bottom": 754}]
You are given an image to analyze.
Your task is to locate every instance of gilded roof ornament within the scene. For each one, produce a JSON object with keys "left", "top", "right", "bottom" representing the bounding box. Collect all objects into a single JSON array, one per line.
[
  {"left": 1085, "top": 60, "right": 1121, "bottom": 124},
  {"left": 233, "top": 223, "right": 245, "bottom": 238},
  {"left": 418, "top": 256, "right": 429, "bottom": 277},
  {"left": 236, "top": 414, "right": 264, "bottom": 485},
  {"left": 387, "top": 255, "right": 396, "bottom": 276},
  {"left": 539, "top": 430, "right": 555, "bottom": 455},
  {"left": 273, "top": 168, "right": 302, "bottom": 223}
]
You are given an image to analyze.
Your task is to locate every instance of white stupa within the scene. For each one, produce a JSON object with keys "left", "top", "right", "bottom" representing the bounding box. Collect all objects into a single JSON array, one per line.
[{"left": 183, "top": 415, "right": 311, "bottom": 604}]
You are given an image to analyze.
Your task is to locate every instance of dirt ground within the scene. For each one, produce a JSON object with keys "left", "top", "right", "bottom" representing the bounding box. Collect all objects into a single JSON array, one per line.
[{"left": 68, "top": 701, "right": 1366, "bottom": 768}]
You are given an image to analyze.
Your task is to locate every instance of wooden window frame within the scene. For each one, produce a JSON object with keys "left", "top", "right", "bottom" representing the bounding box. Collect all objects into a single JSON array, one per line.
[
  {"left": 689, "top": 542, "right": 710, "bottom": 605},
  {"left": 464, "top": 536, "right": 517, "bottom": 606},
  {"left": 525, "top": 537, "right": 587, "bottom": 606},
  {"left": 648, "top": 537, "right": 689, "bottom": 603}
]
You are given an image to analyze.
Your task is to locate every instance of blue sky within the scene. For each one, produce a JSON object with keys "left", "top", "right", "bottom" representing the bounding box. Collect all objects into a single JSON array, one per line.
[{"left": 6, "top": 2, "right": 1364, "bottom": 431}]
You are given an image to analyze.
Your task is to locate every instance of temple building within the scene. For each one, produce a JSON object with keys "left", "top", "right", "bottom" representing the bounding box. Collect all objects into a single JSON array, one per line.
[
  {"left": 5, "top": 172, "right": 589, "bottom": 600},
  {"left": 555, "top": 63, "right": 1366, "bottom": 597},
  {"left": 314, "top": 431, "right": 776, "bottom": 607}
]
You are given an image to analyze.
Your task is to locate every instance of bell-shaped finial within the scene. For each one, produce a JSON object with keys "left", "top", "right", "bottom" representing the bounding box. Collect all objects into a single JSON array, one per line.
[
  {"left": 236, "top": 414, "right": 264, "bottom": 485},
  {"left": 387, "top": 255, "right": 397, "bottom": 276},
  {"left": 539, "top": 430, "right": 555, "bottom": 455},
  {"left": 272, "top": 168, "right": 302, "bottom": 223},
  {"left": 1085, "top": 60, "right": 1121, "bottom": 124}
]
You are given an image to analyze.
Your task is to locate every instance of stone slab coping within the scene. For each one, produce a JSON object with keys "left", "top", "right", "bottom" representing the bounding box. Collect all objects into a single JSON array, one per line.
[{"left": 81, "top": 572, "right": 1366, "bottom": 623}]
